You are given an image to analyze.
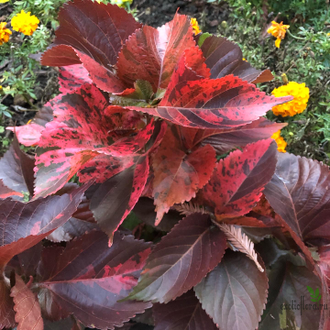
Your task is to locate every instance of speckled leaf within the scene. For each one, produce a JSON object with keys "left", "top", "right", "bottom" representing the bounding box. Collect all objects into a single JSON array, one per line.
[
  {"left": 200, "top": 139, "right": 277, "bottom": 220},
  {"left": 10, "top": 274, "right": 43, "bottom": 330},
  {"left": 194, "top": 250, "right": 269, "bottom": 330},
  {"left": 199, "top": 35, "right": 273, "bottom": 83},
  {"left": 34, "top": 84, "right": 154, "bottom": 198},
  {"left": 152, "top": 127, "right": 216, "bottom": 224},
  {"left": 90, "top": 156, "right": 149, "bottom": 243},
  {"left": 36, "top": 231, "right": 152, "bottom": 329},
  {"left": 125, "top": 214, "right": 226, "bottom": 303},
  {"left": 131, "top": 75, "right": 292, "bottom": 129},
  {"left": 117, "top": 13, "right": 195, "bottom": 91},
  {"left": 41, "top": 0, "right": 141, "bottom": 67},
  {"left": 264, "top": 153, "right": 330, "bottom": 246},
  {"left": 0, "top": 184, "right": 86, "bottom": 267},
  {"left": 153, "top": 290, "right": 218, "bottom": 330},
  {"left": 0, "top": 137, "right": 35, "bottom": 198},
  {"left": 58, "top": 64, "right": 92, "bottom": 94}
]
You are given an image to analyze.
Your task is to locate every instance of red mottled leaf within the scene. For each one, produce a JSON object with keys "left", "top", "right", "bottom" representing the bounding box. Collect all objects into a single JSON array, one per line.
[
  {"left": 7, "top": 98, "right": 55, "bottom": 147},
  {"left": 194, "top": 250, "right": 268, "bottom": 330},
  {"left": 0, "top": 184, "right": 86, "bottom": 267},
  {"left": 153, "top": 290, "right": 218, "bottom": 330},
  {"left": 10, "top": 274, "right": 43, "bottom": 330},
  {"left": 152, "top": 127, "right": 216, "bottom": 224},
  {"left": 200, "top": 139, "right": 277, "bottom": 220},
  {"left": 90, "top": 157, "right": 149, "bottom": 243},
  {"left": 199, "top": 35, "right": 273, "bottom": 83},
  {"left": 259, "top": 255, "right": 327, "bottom": 330},
  {"left": 117, "top": 13, "right": 195, "bottom": 92},
  {"left": 34, "top": 84, "right": 154, "bottom": 198},
  {"left": 41, "top": 0, "right": 141, "bottom": 67},
  {"left": 0, "top": 136, "right": 35, "bottom": 198},
  {"left": 36, "top": 231, "right": 152, "bottom": 329},
  {"left": 264, "top": 153, "right": 330, "bottom": 245},
  {"left": 0, "top": 274, "right": 15, "bottom": 329},
  {"left": 131, "top": 75, "right": 292, "bottom": 129},
  {"left": 58, "top": 64, "right": 92, "bottom": 94},
  {"left": 125, "top": 214, "right": 226, "bottom": 303},
  {"left": 0, "top": 180, "right": 23, "bottom": 199}
]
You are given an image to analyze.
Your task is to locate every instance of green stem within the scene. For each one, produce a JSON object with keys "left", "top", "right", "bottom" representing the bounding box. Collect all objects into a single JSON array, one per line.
[{"left": 287, "top": 29, "right": 305, "bottom": 41}]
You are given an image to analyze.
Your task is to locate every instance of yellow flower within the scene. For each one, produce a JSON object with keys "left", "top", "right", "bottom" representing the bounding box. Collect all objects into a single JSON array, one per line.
[
  {"left": 0, "top": 0, "right": 9, "bottom": 3},
  {"left": 110, "top": 0, "right": 133, "bottom": 7},
  {"left": 267, "top": 21, "right": 290, "bottom": 48},
  {"left": 190, "top": 18, "right": 201, "bottom": 35},
  {"left": 271, "top": 130, "right": 287, "bottom": 153},
  {"left": 11, "top": 10, "right": 39, "bottom": 36},
  {"left": 271, "top": 81, "right": 309, "bottom": 117},
  {"left": 0, "top": 22, "right": 11, "bottom": 45}
]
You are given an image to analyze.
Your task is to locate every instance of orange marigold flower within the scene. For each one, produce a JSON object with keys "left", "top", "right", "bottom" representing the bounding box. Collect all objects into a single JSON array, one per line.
[
  {"left": 190, "top": 18, "right": 201, "bottom": 35},
  {"left": 271, "top": 130, "right": 287, "bottom": 153},
  {"left": 267, "top": 21, "right": 289, "bottom": 48},
  {"left": 271, "top": 81, "right": 309, "bottom": 117},
  {"left": 11, "top": 10, "right": 39, "bottom": 36},
  {"left": 0, "top": 22, "right": 12, "bottom": 45}
]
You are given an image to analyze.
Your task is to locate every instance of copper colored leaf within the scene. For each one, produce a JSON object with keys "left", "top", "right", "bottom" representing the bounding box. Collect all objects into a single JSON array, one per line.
[
  {"left": 0, "top": 184, "right": 87, "bottom": 267},
  {"left": 90, "top": 157, "right": 149, "bottom": 242},
  {"left": 264, "top": 153, "right": 330, "bottom": 245},
  {"left": 200, "top": 139, "right": 277, "bottom": 220},
  {"left": 153, "top": 290, "right": 218, "bottom": 330},
  {"left": 10, "top": 274, "right": 43, "bottom": 330},
  {"left": 152, "top": 128, "right": 216, "bottom": 224},
  {"left": 131, "top": 75, "right": 292, "bottom": 129},
  {"left": 0, "top": 275, "right": 15, "bottom": 329},
  {"left": 199, "top": 35, "right": 273, "bottom": 83},
  {"left": 37, "top": 231, "right": 152, "bottom": 329},
  {"left": 41, "top": 0, "right": 141, "bottom": 67},
  {"left": 117, "top": 13, "right": 195, "bottom": 91},
  {"left": 125, "top": 214, "right": 227, "bottom": 303},
  {"left": 0, "top": 136, "right": 35, "bottom": 197},
  {"left": 58, "top": 64, "right": 92, "bottom": 94},
  {"left": 194, "top": 250, "right": 268, "bottom": 330}
]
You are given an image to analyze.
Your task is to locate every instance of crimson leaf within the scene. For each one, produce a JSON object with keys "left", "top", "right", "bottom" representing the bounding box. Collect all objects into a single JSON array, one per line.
[
  {"left": 10, "top": 274, "right": 43, "bottom": 330},
  {"left": 131, "top": 75, "right": 292, "bottom": 129},
  {"left": 117, "top": 13, "right": 195, "bottom": 92},
  {"left": 37, "top": 231, "right": 152, "bottom": 329},
  {"left": 200, "top": 139, "right": 277, "bottom": 220},
  {"left": 153, "top": 290, "right": 218, "bottom": 330},
  {"left": 125, "top": 214, "right": 227, "bottom": 303},
  {"left": 199, "top": 35, "right": 273, "bottom": 83},
  {"left": 194, "top": 250, "right": 268, "bottom": 330},
  {"left": 0, "top": 274, "right": 15, "bottom": 329}
]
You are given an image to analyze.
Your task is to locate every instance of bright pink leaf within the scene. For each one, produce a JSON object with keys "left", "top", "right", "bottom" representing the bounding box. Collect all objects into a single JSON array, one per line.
[
  {"left": 200, "top": 139, "right": 277, "bottom": 220},
  {"left": 117, "top": 13, "right": 195, "bottom": 91}
]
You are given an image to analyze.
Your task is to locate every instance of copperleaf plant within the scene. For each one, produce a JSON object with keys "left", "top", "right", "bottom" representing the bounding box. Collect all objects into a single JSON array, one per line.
[{"left": 1, "top": 0, "right": 329, "bottom": 329}]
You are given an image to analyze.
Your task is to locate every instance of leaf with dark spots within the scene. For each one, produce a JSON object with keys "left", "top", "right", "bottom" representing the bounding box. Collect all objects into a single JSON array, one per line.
[
  {"left": 199, "top": 139, "right": 277, "bottom": 220},
  {"left": 194, "top": 250, "right": 269, "bottom": 330},
  {"left": 125, "top": 214, "right": 226, "bottom": 303},
  {"left": 117, "top": 13, "right": 195, "bottom": 92},
  {"left": 36, "top": 231, "right": 152, "bottom": 329},
  {"left": 10, "top": 274, "right": 43, "bottom": 330},
  {"left": 0, "top": 274, "right": 16, "bottom": 329},
  {"left": 264, "top": 153, "right": 330, "bottom": 245},
  {"left": 130, "top": 75, "right": 292, "bottom": 129},
  {"left": 153, "top": 290, "right": 218, "bottom": 330},
  {"left": 0, "top": 136, "right": 35, "bottom": 198},
  {"left": 152, "top": 127, "right": 216, "bottom": 224},
  {"left": 7, "top": 100, "right": 54, "bottom": 147},
  {"left": 90, "top": 157, "right": 149, "bottom": 243},
  {"left": 41, "top": 0, "right": 141, "bottom": 67},
  {"left": 0, "top": 184, "right": 87, "bottom": 268},
  {"left": 58, "top": 64, "right": 92, "bottom": 94},
  {"left": 199, "top": 35, "right": 273, "bottom": 83},
  {"left": 259, "top": 255, "right": 327, "bottom": 330}
]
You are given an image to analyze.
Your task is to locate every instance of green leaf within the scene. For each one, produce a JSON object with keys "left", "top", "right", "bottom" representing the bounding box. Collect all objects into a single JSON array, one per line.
[{"left": 306, "top": 286, "right": 314, "bottom": 295}]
